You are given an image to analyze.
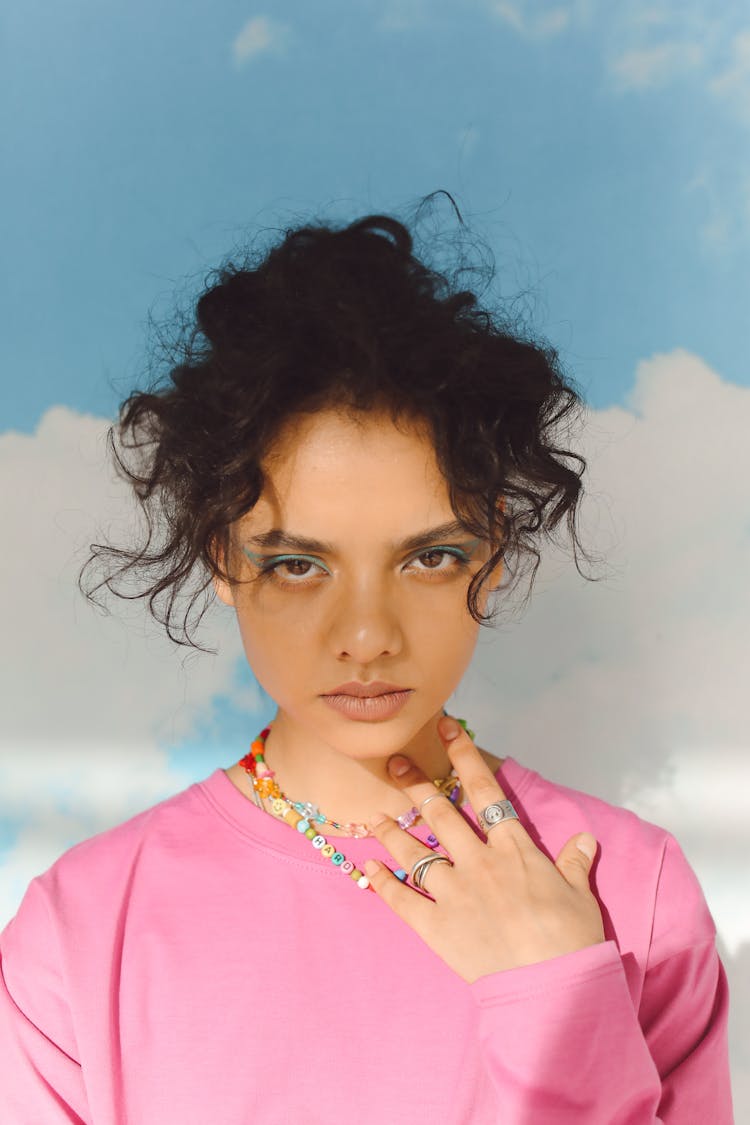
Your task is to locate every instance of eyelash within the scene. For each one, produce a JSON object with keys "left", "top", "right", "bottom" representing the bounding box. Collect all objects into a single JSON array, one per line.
[{"left": 253, "top": 547, "right": 473, "bottom": 589}]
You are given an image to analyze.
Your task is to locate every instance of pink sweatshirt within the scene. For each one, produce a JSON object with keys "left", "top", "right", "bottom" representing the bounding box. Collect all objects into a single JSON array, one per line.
[{"left": 0, "top": 756, "right": 734, "bottom": 1123}]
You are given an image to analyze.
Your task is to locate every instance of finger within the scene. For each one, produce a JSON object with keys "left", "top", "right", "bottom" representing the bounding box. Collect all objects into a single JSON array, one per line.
[
  {"left": 554, "top": 833, "right": 598, "bottom": 892},
  {"left": 383, "top": 753, "right": 479, "bottom": 859},
  {"left": 367, "top": 811, "right": 455, "bottom": 897},
  {"left": 362, "top": 844, "right": 438, "bottom": 921},
  {"left": 437, "top": 715, "right": 530, "bottom": 848}
]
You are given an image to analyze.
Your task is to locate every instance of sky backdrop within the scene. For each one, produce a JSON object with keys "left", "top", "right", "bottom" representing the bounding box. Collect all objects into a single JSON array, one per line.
[{"left": 2, "top": 0, "right": 749, "bottom": 1109}]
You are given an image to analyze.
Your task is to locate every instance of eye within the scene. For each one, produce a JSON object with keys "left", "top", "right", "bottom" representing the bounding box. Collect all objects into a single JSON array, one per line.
[
  {"left": 254, "top": 554, "right": 329, "bottom": 585},
  {"left": 249, "top": 546, "right": 473, "bottom": 589},
  {"left": 405, "top": 548, "right": 472, "bottom": 576}
]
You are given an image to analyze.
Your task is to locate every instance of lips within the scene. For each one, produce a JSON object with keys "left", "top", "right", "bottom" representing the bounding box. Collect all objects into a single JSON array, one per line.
[{"left": 323, "top": 681, "right": 409, "bottom": 698}]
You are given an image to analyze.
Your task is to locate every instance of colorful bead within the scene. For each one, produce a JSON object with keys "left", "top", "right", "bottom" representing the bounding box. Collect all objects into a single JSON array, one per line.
[
  {"left": 240, "top": 716, "right": 471, "bottom": 892},
  {"left": 397, "top": 807, "right": 419, "bottom": 830}
]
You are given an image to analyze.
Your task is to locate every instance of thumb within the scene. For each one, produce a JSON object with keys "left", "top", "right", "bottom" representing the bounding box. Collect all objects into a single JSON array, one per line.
[{"left": 555, "top": 833, "right": 598, "bottom": 891}]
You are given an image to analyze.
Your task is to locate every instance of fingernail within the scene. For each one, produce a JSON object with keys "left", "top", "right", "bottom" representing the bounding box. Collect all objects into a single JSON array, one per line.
[
  {"left": 439, "top": 716, "right": 460, "bottom": 741},
  {"left": 576, "top": 834, "right": 597, "bottom": 861},
  {"left": 388, "top": 755, "right": 411, "bottom": 776}
]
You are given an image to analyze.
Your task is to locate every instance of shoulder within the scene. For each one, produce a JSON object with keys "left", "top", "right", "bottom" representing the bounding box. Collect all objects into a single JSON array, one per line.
[
  {"left": 3, "top": 777, "right": 210, "bottom": 944},
  {"left": 498, "top": 755, "right": 669, "bottom": 855},
  {"left": 500, "top": 757, "right": 717, "bottom": 964}
]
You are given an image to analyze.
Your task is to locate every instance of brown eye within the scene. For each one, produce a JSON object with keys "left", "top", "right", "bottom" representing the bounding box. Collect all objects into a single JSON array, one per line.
[{"left": 407, "top": 548, "right": 472, "bottom": 575}]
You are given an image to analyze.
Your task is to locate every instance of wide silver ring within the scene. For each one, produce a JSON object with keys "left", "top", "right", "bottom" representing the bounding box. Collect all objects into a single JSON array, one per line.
[
  {"left": 409, "top": 852, "right": 454, "bottom": 891},
  {"left": 477, "top": 799, "right": 519, "bottom": 834}
]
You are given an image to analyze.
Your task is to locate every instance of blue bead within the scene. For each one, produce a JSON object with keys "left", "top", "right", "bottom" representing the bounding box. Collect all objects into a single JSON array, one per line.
[
  {"left": 394, "top": 868, "right": 408, "bottom": 882},
  {"left": 297, "top": 819, "right": 310, "bottom": 832},
  {"left": 331, "top": 852, "right": 345, "bottom": 865}
]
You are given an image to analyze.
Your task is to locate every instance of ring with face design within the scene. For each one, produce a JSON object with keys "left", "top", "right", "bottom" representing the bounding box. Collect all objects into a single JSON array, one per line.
[{"left": 477, "top": 799, "right": 519, "bottom": 834}]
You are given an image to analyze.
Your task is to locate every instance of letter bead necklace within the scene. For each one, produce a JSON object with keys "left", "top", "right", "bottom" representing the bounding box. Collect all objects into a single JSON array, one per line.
[{"left": 239, "top": 717, "right": 475, "bottom": 891}]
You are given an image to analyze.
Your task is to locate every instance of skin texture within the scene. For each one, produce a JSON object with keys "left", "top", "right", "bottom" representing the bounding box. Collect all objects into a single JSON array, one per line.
[
  {"left": 214, "top": 406, "right": 605, "bottom": 981},
  {"left": 367, "top": 717, "right": 605, "bottom": 983},
  {"left": 214, "top": 406, "right": 504, "bottom": 831}
]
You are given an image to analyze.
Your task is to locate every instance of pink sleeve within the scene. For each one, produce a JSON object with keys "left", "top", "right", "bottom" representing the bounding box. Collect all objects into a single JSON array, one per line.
[
  {"left": 0, "top": 880, "right": 91, "bottom": 1125},
  {"left": 470, "top": 938, "right": 732, "bottom": 1121},
  {"left": 468, "top": 833, "right": 734, "bottom": 1123}
]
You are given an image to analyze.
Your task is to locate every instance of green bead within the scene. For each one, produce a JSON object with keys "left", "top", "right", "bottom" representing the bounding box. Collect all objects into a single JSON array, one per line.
[{"left": 456, "top": 717, "right": 476, "bottom": 740}]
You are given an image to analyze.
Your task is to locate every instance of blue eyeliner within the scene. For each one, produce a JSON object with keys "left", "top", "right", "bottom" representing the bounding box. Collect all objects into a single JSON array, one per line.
[
  {"left": 243, "top": 547, "right": 331, "bottom": 573},
  {"left": 242, "top": 539, "right": 482, "bottom": 580}
]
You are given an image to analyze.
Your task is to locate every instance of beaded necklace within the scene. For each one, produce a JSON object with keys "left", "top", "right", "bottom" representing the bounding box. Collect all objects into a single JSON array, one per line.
[{"left": 239, "top": 716, "right": 475, "bottom": 891}]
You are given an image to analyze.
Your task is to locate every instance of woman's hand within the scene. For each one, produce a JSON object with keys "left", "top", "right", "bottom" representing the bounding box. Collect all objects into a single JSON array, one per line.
[{"left": 364, "top": 715, "right": 606, "bottom": 985}]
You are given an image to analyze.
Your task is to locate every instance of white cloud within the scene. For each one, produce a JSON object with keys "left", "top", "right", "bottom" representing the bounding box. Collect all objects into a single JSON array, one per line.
[
  {"left": 610, "top": 40, "right": 704, "bottom": 90},
  {"left": 0, "top": 407, "right": 249, "bottom": 927},
  {"left": 709, "top": 27, "right": 750, "bottom": 122},
  {"left": 451, "top": 350, "right": 750, "bottom": 956},
  {"left": 490, "top": 1, "right": 571, "bottom": 38},
  {"left": 231, "top": 16, "right": 290, "bottom": 66}
]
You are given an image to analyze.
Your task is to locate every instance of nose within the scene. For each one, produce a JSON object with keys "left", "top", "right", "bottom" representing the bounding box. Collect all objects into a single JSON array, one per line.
[{"left": 326, "top": 580, "right": 404, "bottom": 661}]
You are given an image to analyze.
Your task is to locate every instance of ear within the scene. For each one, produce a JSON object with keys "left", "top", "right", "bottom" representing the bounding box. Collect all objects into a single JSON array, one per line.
[
  {"left": 209, "top": 533, "right": 236, "bottom": 608},
  {"left": 212, "top": 572, "right": 236, "bottom": 608}
]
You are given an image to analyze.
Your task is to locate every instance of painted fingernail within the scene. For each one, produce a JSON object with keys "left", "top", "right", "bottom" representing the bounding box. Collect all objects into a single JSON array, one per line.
[
  {"left": 388, "top": 755, "right": 411, "bottom": 776},
  {"left": 439, "top": 716, "right": 460, "bottom": 741}
]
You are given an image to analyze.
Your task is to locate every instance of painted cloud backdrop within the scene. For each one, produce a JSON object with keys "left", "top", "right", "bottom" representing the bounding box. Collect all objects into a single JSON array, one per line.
[{"left": 2, "top": 0, "right": 748, "bottom": 1110}]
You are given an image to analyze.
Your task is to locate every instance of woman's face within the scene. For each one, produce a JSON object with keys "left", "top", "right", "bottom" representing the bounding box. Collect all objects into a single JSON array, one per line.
[{"left": 213, "top": 407, "right": 501, "bottom": 765}]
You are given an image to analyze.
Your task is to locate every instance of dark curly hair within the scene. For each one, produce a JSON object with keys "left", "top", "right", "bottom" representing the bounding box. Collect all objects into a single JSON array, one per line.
[{"left": 79, "top": 193, "right": 601, "bottom": 653}]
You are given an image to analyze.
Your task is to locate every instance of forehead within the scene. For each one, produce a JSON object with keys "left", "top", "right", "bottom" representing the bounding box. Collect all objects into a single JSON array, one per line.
[
  {"left": 235, "top": 408, "right": 458, "bottom": 544},
  {"left": 262, "top": 407, "right": 444, "bottom": 492}
]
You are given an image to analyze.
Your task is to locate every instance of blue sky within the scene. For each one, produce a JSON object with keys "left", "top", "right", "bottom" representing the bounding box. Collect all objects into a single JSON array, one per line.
[{"left": 3, "top": 0, "right": 748, "bottom": 433}]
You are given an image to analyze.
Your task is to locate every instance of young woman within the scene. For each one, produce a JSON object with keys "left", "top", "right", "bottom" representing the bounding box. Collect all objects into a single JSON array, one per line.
[{"left": 0, "top": 206, "right": 734, "bottom": 1122}]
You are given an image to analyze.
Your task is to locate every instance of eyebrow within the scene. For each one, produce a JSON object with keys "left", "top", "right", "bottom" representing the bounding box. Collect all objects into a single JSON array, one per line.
[{"left": 243, "top": 520, "right": 478, "bottom": 556}]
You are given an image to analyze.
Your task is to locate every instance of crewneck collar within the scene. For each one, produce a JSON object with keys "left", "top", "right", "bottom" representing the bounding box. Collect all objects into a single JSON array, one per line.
[{"left": 196, "top": 756, "right": 536, "bottom": 873}]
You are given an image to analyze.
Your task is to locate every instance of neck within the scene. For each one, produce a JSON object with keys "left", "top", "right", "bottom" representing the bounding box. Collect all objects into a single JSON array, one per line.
[{"left": 256, "top": 707, "right": 460, "bottom": 834}]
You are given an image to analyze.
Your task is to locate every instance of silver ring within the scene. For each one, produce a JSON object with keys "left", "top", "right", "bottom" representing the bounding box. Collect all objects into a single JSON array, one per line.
[
  {"left": 477, "top": 799, "right": 518, "bottom": 834},
  {"left": 409, "top": 852, "right": 454, "bottom": 891},
  {"left": 419, "top": 792, "right": 451, "bottom": 814}
]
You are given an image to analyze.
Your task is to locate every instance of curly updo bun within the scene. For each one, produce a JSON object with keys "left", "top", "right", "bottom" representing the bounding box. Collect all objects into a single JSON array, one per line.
[{"left": 79, "top": 193, "right": 599, "bottom": 652}]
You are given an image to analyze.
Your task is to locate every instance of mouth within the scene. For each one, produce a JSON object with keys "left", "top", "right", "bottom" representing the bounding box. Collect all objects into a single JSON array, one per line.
[
  {"left": 322, "top": 681, "right": 410, "bottom": 698},
  {"left": 321, "top": 689, "right": 413, "bottom": 721}
]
